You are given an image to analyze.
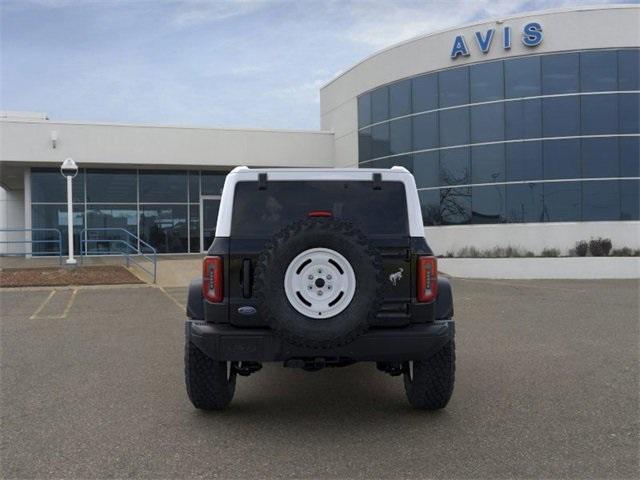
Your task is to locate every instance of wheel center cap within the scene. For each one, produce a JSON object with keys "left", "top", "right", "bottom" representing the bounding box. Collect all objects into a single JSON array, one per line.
[{"left": 315, "top": 278, "right": 325, "bottom": 288}]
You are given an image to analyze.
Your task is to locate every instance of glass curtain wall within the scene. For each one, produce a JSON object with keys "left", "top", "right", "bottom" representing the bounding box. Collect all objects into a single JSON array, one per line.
[
  {"left": 357, "top": 48, "right": 640, "bottom": 225},
  {"left": 31, "top": 168, "right": 227, "bottom": 255}
]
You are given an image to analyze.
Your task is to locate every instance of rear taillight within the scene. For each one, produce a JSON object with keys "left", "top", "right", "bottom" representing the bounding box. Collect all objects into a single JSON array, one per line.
[
  {"left": 203, "top": 256, "right": 223, "bottom": 303},
  {"left": 417, "top": 256, "right": 438, "bottom": 303}
]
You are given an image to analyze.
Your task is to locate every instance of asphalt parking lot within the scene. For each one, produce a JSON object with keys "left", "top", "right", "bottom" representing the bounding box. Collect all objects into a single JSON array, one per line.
[{"left": 1, "top": 279, "right": 638, "bottom": 479}]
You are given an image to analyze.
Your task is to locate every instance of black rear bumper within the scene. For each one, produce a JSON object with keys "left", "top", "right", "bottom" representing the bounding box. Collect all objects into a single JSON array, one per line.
[{"left": 186, "top": 320, "right": 454, "bottom": 362}]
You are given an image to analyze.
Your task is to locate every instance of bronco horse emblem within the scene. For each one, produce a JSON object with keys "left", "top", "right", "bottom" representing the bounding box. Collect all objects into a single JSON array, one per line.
[{"left": 389, "top": 267, "right": 404, "bottom": 286}]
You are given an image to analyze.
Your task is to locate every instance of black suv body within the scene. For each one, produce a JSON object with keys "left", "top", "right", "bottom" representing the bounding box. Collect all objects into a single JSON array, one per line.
[{"left": 185, "top": 167, "right": 455, "bottom": 409}]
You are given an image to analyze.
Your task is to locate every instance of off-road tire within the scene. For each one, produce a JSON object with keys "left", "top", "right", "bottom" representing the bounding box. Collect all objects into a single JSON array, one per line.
[
  {"left": 184, "top": 340, "right": 236, "bottom": 410},
  {"left": 404, "top": 339, "right": 455, "bottom": 410},
  {"left": 254, "top": 217, "right": 384, "bottom": 349}
]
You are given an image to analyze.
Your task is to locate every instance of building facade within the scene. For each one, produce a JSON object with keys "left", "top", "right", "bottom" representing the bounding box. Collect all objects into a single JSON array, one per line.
[{"left": 1, "top": 5, "right": 639, "bottom": 257}]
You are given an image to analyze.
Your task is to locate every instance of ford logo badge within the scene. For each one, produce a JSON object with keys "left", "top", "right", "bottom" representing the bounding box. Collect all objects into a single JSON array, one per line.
[{"left": 238, "top": 306, "right": 257, "bottom": 316}]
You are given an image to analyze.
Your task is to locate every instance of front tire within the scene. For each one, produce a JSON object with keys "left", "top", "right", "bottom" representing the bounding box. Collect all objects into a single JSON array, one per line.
[
  {"left": 185, "top": 341, "right": 236, "bottom": 410},
  {"left": 403, "top": 340, "right": 455, "bottom": 410}
]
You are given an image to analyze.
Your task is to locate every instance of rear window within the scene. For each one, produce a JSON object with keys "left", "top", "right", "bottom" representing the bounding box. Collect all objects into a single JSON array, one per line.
[{"left": 231, "top": 180, "right": 408, "bottom": 237}]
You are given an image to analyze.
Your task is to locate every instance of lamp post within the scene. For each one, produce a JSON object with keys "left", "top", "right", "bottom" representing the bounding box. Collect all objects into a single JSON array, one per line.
[{"left": 60, "top": 157, "right": 78, "bottom": 265}]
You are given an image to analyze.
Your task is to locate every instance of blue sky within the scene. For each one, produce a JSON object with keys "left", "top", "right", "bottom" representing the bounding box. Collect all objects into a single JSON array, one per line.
[{"left": 0, "top": 0, "right": 629, "bottom": 130}]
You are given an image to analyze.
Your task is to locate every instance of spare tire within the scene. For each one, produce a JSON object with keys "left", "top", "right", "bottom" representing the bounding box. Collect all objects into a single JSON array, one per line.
[{"left": 254, "top": 217, "right": 384, "bottom": 349}]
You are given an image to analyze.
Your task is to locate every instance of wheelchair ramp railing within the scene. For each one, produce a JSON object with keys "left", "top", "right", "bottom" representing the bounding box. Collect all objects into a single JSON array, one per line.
[
  {"left": 0, "top": 228, "right": 63, "bottom": 264},
  {"left": 79, "top": 228, "right": 157, "bottom": 283}
]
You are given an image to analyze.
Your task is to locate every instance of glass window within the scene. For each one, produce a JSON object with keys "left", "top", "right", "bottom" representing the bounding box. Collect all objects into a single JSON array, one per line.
[
  {"left": 419, "top": 189, "right": 441, "bottom": 226},
  {"left": 505, "top": 99, "right": 542, "bottom": 140},
  {"left": 619, "top": 49, "right": 640, "bottom": 91},
  {"left": 231, "top": 181, "right": 409, "bottom": 236},
  {"left": 139, "top": 170, "right": 187, "bottom": 203},
  {"left": 542, "top": 96, "right": 579, "bottom": 137},
  {"left": 439, "top": 67, "right": 469, "bottom": 107},
  {"left": 412, "top": 74, "right": 438, "bottom": 113},
  {"left": 358, "top": 93, "right": 372, "bottom": 128},
  {"left": 471, "top": 144, "right": 505, "bottom": 184},
  {"left": 582, "top": 180, "right": 620, "bottom": 221},
  {"left": 358, "top": 128, "right": 372, "bottom": 162},
  {"left": 620, "top": 137, "right": 640, "bottom": 177},
  {"left": 189, "top": 171, "right": 200, "bottom": 202},
  {"left": 440, "top": 148, "right": 470, "bottom": 186},
  {"left": 389, "top": 79, "right": 412, "bottom": 118},
  {"left": 139, "top": 205, "right": 189, "bottom": 253},
  {"left": 439, "top": 108, "right": 469, "bottom": 147},
  {"left": 619, "top": 93, "right": 640, "bottom": 134},
  {"left": 31, "top": 204, "right": 84, "bottom": 255},
  {"left": 412, "top": 112, "right": 438, "bottom": 151},
  {"left": 621, "top": 179, "right": 639, "bottom": 221},
  {"left": 368, "top": 155, "right": 413, "bottom": 170},
  {"left": 544, "top": 139, "right": 580, "bottom": 180},
  {"left": 85, "top": 205, "right": 138, "bottom": 254},
  {"left": 201, "top": 171, "right": 227, "bottom": 195},
  {"left": 371, "top": 87, "right": 389, "bottom": 123},
  {"left": 581, "top": 51, "right": 617, "bottom": 92},
  {"left": 472, "top": 185, "right": 505, "bottom": 224},
  {"left": 389, "top": 117, "right": 412, "bottom": 155},
  {"left": 189, "top": 204, "right": 200, "bottom": 252},
  {"left": 582, "top": 138, "right": 619, "bottom": 178},
  {"left": 506, "top": 183, "right": 543, "bottom": 223},
  {"left": 31, "top": 168, "right": 84, "bottom": 203},
  {"left": 505, "top": 56, "right": 541, "bottom": 98},
  {"left": 413, "top": 152, "right": 439, "bottom": 188},
  {"left": 371, "top": 123, "right": 390, "bottom": 159},
  {"left": 470, "top": 103, "right": 504, "bottom": 143},
  {"left": 542, "top": 53, "right": 579, "bottom": 94},
  {"left": 506, "top": 142, "right": 543, "bottom": 181},
  {"left": 543, "top": 182, "right": 581, "bottom": 222},
  {"left": 440, "top": 187, "right": 471, "bottom": 225},
  {"left": 470, "top": 61, "right": 504, "bottom": 102},
  {"left": 581, "top": 94, "right": 618, "bottom": 135},
  {"left": 86, "top": 169, "right": 135, "bottom": 203}
]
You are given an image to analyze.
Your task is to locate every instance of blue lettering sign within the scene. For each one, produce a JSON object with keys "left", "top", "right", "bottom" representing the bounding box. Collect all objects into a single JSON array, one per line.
[
  {"left": 450, "top": 35, "right": 470, "bottom": 59},
  {"left": 522, "top": 22, "right": 543, "bottom": 47},
  {"left": 474, "top": 29, "right": 495, "bottom": 54},
  {"left": 503, "top": 26, "right": 511, "bottom": 50}
]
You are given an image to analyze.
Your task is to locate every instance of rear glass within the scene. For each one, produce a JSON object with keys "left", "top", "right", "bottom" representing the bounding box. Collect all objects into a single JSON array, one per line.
[{"left": 231, "top": 180, "right": 408, "bottom": 237}]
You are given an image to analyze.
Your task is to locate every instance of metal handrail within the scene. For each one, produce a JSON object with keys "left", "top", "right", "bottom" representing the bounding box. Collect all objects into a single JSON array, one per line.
[
  {"left": 0, "top": 228, "right": 63, "bottom": 264},
  {"left": 79, "top": 228, "right": 157, "bottom": 283}
]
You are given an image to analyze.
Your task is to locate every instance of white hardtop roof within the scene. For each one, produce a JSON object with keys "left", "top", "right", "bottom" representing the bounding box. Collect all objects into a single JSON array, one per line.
[{"left": 228, "top": 165, "right": 411, "bottom": 175}]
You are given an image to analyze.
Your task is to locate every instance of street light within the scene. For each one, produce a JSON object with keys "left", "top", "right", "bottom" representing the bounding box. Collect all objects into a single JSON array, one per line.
[{"left": 60, "top": 157, "right": 78, "bottom": 265}]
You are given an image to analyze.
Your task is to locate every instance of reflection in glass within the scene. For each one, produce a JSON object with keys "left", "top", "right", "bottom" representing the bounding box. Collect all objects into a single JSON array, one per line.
[
  {"left": 202, "top": 199, "right": 220, "bottom": 252},
  {"left": 140, "top": 170, "right": 188, "bottom": 203},
  {"left": 389, "top": 79, "right": 412, "bottom": 118},
  {"left": 86, "top": 205, "right": 138, "bottom": 254},
  {"left": 582, "top": 180, "right": 620, "bottom": 221},
  {"left": 371, "top": 87, "right": 389, "bottom": 123},
  {"left": 505, "top": 56, "right": 540, "bottom": 98},
  {"left": 412, "top": 112, "right": 438, "bottom": 151},
  {"left": 472, "top": 185, "right": 505, "bottom": 224},
  {"left": 440, "top": 187, "right": 471, "bottom": 225},
  {"left": 358, "top": 128, "right": 372, "bottom": 162},
  {"left": 542, "top": 53, "right": 579, "bottom": 94},
  {"left": 368, "top": 155, "right": 413, "bottom": 170},
  {"left": 389, "top": 117, "right": 411, "bottom": 155},
  {"left": 581, "top": 51, "right": 617, "bottom": 92},
  {"left": 619, "top": 93, "right": 640, "bottom": 134},
  {"left": 505, "top": 99, "right": 541, "bottom": 140},
  {"left": 620, "top": 179, "right": 640, "bottom": 221},
  {"left": 543, "top": 182, "right": 581, "bottom": 222},
  {"left": 470, "top": 61, "right": 503, "bottom": 102},
  {"left": 618, "top": 49, "right": 640, "bottom": 91},
  {"left": 470, "top": 103, "right": 504, "bottom": 143},
  {"left": 412, "top": 74, "right": 438, "bottom": 113},
  {"left": 201, "top": 171, "right": 227, "bottom": 195},
  {"left": 413, "top": 152, "right": 439, "bottom": 188},
  {"left": 620, "top": 137, "right": 640, "bottom": 177},
  {"left": 358, "top": 93, "right": 371, "bottom": 128},
  {"left": 439, "top": 108, "right": 469, "bottom": 147},
  {"left": 471, "top": 144, "right": 505, "bottom": 183},
  {"left": 506, "top": 142, "right": 543, "bottom": 182},
  {"left": 371, "top": 123, "right": 390, "bottom": 158},
  {"left": 440, "top": 148, "right": 470, "bottom": 186},
  {"left": 542, "top": 96, "right": 580, "bottom": 137},
  {"left": 32, "top": 168, "right": 84, "bottom": 203},
  {"left": 582, "top": 138, "right": 619, "bottom": 178},
  {"left": 139, "top": 205, "right": 189, "bottom": 253},
  {"left": 506, "top": 183, "right": 543, "bottom": 223},
  {"left": 86, "top": 169, "right": 135, "bottom": 203},
  {"left": 419, "top": 190, "right": 441, "bottom": 226},
  {"left": 190, "top": 205, "right": 200, "bottom": 253},
  {"left": 31, "top": 204, "right": 84, "bottom": 255},
  {"left": 439, "top": 67, "right": 469, "bottom": 107},
  {"left": 581, "top": 94, "right": 618, "bottom": 135},
  {"left": 544, "top": 139, "right": 580, "bottom": 180},
  {"left": 189, "top": 171, "right": 200, "bottom": 202}
]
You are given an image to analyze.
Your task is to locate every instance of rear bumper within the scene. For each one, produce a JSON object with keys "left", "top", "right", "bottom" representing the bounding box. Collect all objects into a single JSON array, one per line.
[{"left": 186, "top": 320, "right": 454, "bottom": 362}]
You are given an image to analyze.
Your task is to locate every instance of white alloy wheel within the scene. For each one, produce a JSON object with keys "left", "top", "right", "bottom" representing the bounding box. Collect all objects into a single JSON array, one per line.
[{"left": 284, "top": 248, "right": 356, "bottom": 319}]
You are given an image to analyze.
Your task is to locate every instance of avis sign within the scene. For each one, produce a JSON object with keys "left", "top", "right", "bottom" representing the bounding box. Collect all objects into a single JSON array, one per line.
[{"left": 450, "top": 22, "right": 543, "bottom": 59}]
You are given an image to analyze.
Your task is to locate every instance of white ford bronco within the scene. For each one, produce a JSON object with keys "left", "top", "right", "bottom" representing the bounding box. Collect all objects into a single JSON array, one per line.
[{"left": 185, "top": 167, "right": 455, "bottom": 409}]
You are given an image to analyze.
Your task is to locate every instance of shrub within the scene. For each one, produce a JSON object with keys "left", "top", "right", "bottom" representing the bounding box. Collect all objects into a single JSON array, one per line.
[
  {"left": 610, "top": 247, "right": 640, "bottom": 257},
  {"left": 574, "top": 241, "right": 589, "bottom": 257},
  {"left": 541, "top": 248, "right": 560, "bottom": 257},
  {"left": 457, "top": 246, "right": 481, "bottom": 258},
  {"left": 589, "top": 237, "right": 612, "bottom": 257}
]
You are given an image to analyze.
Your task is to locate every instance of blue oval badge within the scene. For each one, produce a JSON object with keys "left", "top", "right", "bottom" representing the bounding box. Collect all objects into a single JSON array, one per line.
[{"left": 238, "top": 306, "right": 257, "bottom": 316}]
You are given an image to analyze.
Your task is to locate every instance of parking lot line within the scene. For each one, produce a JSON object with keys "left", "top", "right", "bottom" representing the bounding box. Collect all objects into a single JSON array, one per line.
[
  {"left": 29, "top": 290, "right": 56, "bottom": 319},
  {"left": 157, "top": 286, "right": 185, "bottom": 310}
]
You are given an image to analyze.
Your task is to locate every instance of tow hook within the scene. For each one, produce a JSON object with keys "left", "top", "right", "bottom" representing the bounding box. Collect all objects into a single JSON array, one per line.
[{"left": 233, "top": 362, "right": 262, "bottom": 377}]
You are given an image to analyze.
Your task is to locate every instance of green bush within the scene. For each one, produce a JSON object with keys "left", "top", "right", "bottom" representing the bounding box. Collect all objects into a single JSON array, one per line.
[
  {"left": 541, "top": 248, "right": 560, "bottom": 257},
  {"left": 610, "top": 247, "right": 640, "bottom": 257},
  {"left": 589, "top": 237, "right": 612, "bottom": 257},
  {"left": 574, "top": 241, "right": 589, "bottom": 257}
]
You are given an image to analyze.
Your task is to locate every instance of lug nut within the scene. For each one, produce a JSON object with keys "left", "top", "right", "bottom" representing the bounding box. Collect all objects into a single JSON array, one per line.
[
  {"left": 326, "top": 274, "right": 332, "bottom": 280},
  {"left": 308, "top": 274, "right": 314, "bottom": 280},
  {"left": 327, "top": 285, "right": 332, "bottom": 290},
  {"left": 317, "top": 290, "right": 323, "bottom": 296}
]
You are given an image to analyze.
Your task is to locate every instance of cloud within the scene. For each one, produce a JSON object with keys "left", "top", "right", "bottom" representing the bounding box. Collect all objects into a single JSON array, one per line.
[{"left": 169, "top": 0, "right": 274, "bottom": 28}]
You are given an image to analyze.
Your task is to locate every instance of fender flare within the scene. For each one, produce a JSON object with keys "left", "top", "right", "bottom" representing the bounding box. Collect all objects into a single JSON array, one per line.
[
  {"left": 435, "top": 277, "right": 454, "bottom": 320},
  {"left": 186, "top": 278, "right": 205, "bottom": 320}
]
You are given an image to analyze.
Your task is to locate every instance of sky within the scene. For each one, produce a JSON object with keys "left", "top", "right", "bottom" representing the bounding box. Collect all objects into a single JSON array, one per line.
[{"left": 0, "top": 0, "right": 632, "bottom": 130}]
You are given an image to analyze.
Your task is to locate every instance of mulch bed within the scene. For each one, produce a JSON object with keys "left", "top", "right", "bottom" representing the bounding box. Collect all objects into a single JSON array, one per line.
[{"left": 0, "top": 266, "right": 144, "bottom": 288}]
